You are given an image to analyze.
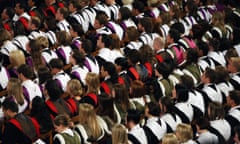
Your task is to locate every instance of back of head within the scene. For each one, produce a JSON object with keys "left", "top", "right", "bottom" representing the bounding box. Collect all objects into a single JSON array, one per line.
[
  {"left": 114, "top": 57, "right": 129, "bottom": 71},
  {"left": 170, "top": 22, "right": 185, "bottom": 34},
  {"left": 57, "top": 7, "right": 69, "bottom": 19},
  {"left": 160, "top": 96, "right": 175, "bottom": 113},
  {"left": 2, "top": 99, "right": 18, "bottom": 113},
  {"left": 168, "top": 28, "right": 180, "bottom": 42},
  {"left": 132, "top": 0, "right": 145, "bottom": 13},
  {"left": 162, "top": 133, "right": 179, "bottom": 144},
  {"left": 130, "top": 80, "right": 145, "bottom": 98},
  {"left": 155, "top": 61, "right": 173, "bottom": 79},
  {"left": 186, "top": 48, "right": 199, "bottom": 63},
  {"left": 45, "top": 79, "right": 63, "bottom": 101},
  {"left": 49, "top": 58, "right": 63, "bottom": 70},
  {"left": 112, "top": 124, "right": 128, "bottom": 144},
  {"left": 126, "top": 26, "right": 139, "bottom": 41},
  {"left": 0, "top": 29, "right": 11, "bottom": 46},
  {"left": 71, "top": 24, "right": 84, "bottom": 37},
  {"left": 229, "top": 90, "right": 240, "bottom": 106},
  {"left": 67, "top": 79, "right": 83, "bottom": 96},
  {"left": 101, "top": 34, "right": 112, "bottom": 48},
  {"left": 31, "top": 16, "right": 41, "bottom": 29},
  {"left": 139, "top": 17, "right": 153, "bottom": 33},
  {"left": 56, "top": 31, "right": 71, "bottom": 46},
  {"left": 119, "top": 7, "right": 131, "bottom": 20},
  {"left": 85, "top": 72, "right": 100, "bottom": 94},
  {"left": 197, "top": 41, "right": 209, "bottom": 56},
  {"left": 195, "top": 117, "right": 210, "bottom": 130},
  {"left": 126, "top": 49, "right": 141, "bottom": 65},
  {"left": 146, "top": 102, "right": 161, "bottom": 117},
  {"left": 230, "top": 57, "right": 240, "bottom": 72},
  {"left": 180, "top": 75, "right": 194, "bottom": 89},
  {"left": 54, "top": 114, "right": 71, "bottom": 127},
  {"left": 81, "top": 39, "right": 93, "bottom": 54},
  {"left": 71, "top": 49, "right": 85, "bottom": 66},
  {"left": 127, "top": 109, "right": 141, "bottom": 124},
  {"left": 37, "top": 66, "right": 52, "bottom": 84},
  {"left": 176, "top": 123, "right": 193, "bottom": 143},
  {"left": 9, "top": 50, "right": 26, "bottom": 67},
  {"left": 79, "top": 103, "right": 97, "bottom": 125},
  {"left": 208, "top": 102, "right": 225, "bottom": 120},
  {"left": 31, "top": 96, "right": 47, "bottom": 114},
  {"left": 95, "top": 11, "right": 109, "bottom": 26},
  {"left": 214, "top": 66, "right": 230, "bottom": 83},
  {"left": 17, "top": 64, "right": 34, "bottom": 79},
  {"left": 204, "top": 67, "right": 216, "bottom": 83}
]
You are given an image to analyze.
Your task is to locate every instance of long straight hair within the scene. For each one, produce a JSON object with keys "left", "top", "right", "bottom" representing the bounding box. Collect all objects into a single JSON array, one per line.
[
  {"left": 7, "top": 78, "right": 25, "bottom": 105},
  {"left": 79, "top": 103, "right": 102, "bottom": 140}
]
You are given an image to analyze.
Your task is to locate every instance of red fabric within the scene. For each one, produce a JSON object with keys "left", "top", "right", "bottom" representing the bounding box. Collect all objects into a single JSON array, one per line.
[
  {"left": 30, "top": 117, "right": 40, "bottom": 138},
  {"left": 87, "top": 93, "right": 98, "bottom": 106},
  {"left": 118, "top": 77, "right": 125, "bottom": 84},
  {"left": 155, "top": 55, "right": 163, "bottom": 63},
  {"left": 3, "top": 23, "right": 11, "bottom": 31},
  {"left": 45, "top": 100, "right": 58, "bottom": 114},
  {"left": 129, "top": 67, "right": 140, "bottom": 80},
  {"left": 18, "top": 17, "right": 29, "bottom": 30},
  {"left": 58, "top": 2, "right": 64, "bottom": 8},
  {"left": 44, "top": 6, "right": 56, "bottom": 16},
  {"left": 66, "top": 98, "right": 78, "bottom": 115},
  {"left": 101, "top": 82, "right": 111, "bottom": 95},
  {"left": 144, "top": 62, "right": 153, "bottom": 77},
  {"left": 29, "top": 11, "right": 36, "bottom": 16},
  {"left": 9, "top": 119, "right": 22, "bottom": 131}
]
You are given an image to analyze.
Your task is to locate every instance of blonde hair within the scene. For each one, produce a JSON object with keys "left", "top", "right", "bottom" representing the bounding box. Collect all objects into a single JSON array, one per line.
[
  {"left": 122, "top": 0, "right": 133, "bottom": 5},
  {"left": 211, "top": 12, "right": 227, "bottom": 36},
  {"left": 7, "top": 78, "right": 25, "bottom": 105},
  {"left": 0, "top": 29, "right": 11, "bottom": 46},
  {"left": 230, "top": 57, "right": 240, "bottom": 72},
  {"left": 54, "top": 114, "right": 71, "bottom": 127},
  {"left": 9, "top": 50, "right": 26, "bottom": 67},
  {"left": 112, "top": 124, "right": 128, "bottom": 144},
  {"left": 154, "top": 37, "right": 165, "bottom": 49},
  {"left": 36, "top": 36, "right": 49, "bottom": 49},
  {"left": 175, "top": 123, "right": 193, "bottom": 143},
  {"left": 162, "top": 133, "right": 179, "bottom": 144},
  {"left": 67, "top": 79, "right": 83, "bottom": 96},
  {"left": 85, "top": 72, "right": 100, "bottom": 94},
  {"left": 79, "top": 103, "right": 102, "bottom": 140}
]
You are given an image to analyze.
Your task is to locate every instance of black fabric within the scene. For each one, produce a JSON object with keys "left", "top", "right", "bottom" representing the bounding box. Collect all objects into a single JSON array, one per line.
[
  {"left": 2, "top": 122, "right": 32, "bottom": 144},
  {"left": 128, "top": 133, "right": 141, "bottom": 144},
  {"left": 143, "top": 126, "right": 159, "bottom": 144}
]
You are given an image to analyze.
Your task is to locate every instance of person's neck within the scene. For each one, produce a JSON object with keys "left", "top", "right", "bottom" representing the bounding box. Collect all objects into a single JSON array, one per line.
[
  {"left": 9, "top": 112, "right": 18, "bottom": 119},
  {"left": 59, "top": 126, "right": 68, "bottom": 133},
  {"left": 47, "top": 0, "right": 56, "bottom": 6},
  {"left": 198, "top": 129, "right": 208, "bottom": 134}
]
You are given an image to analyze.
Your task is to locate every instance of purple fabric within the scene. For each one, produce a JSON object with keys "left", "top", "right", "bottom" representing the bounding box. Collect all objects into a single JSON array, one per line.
[
  {"left": 120, "top": 22, "right": 127, "bottom": 31},
  {"left": 215, "top": 4, "right": 225, "bottom": 12},
  {"left": 4, "top": 67, "right": 10, "bottom": 79},
  {"left": 72, "top": 71, "right": 81, "bottom": 81},
  {"left": 73, "top": 40, "right": 81, "bottom": 49},
  {"left": 26, "top": 57, "right": 33, "bottom": 67},
  {"left": 57, "top": 48, "right": 67, "bottom": 64},
  {"left": 159, "top": 4, "right": 168, "bottom": 12},
  {"left": 199, "top": 9, "right": 207, "bottom": 21},
  {"left": 106, "top": 22, "right": 116, "bottom": 33},
  {"left": 149, "top": 11, "right": 155, "bottom": 18},
  {"left": 55, "top": 79, "right": 63, "bottom": 91},
  {"left": 23, "top": 86, "right": 30, "bottom": 104},
  {"left": 189, "top": 17, "right": 194, "bottom": 26},
  {"left": 84, "top": 59, "right": 92, "bottom": 72}
]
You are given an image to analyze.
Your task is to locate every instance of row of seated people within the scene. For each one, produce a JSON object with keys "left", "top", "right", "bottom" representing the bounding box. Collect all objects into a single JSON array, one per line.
[{"left": 2, "top": 86, "right": 240, "bottom": 144}]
